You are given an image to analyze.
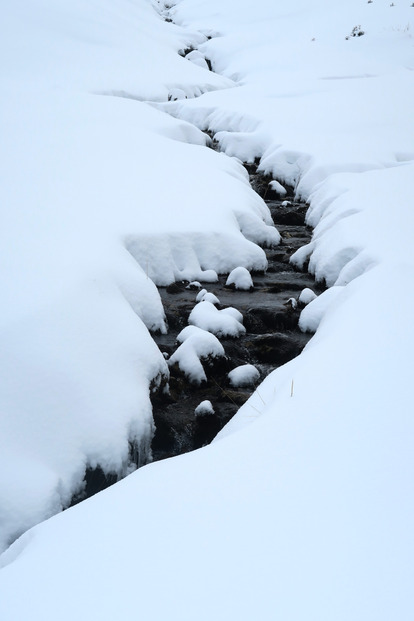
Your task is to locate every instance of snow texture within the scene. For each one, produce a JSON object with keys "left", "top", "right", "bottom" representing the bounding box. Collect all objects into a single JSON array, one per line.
[
  {"left": 188, "top": 301, "right": 246, "bottom": 338},
  {"left": 195, "top": 289, "right": 220, "bottom": 305},
  {"left": 298, "top": 287, "right": 318, "bottom": 306},
  {"left": 225, "top": 266, "right": 254, "bottom": 290},
  {"left": 228, "top": 365, "right": 260, "bottom": 388},
  {"left": 1, "top": 0, "right": 414, "bottom": 619},
  {"left": 194, "top": 400, "right": 215, "bottom": 417},
  {"left": 169, "top": 326, "right": 225, "bottom": 383},
  {"left": 269, "top": 180, "right": 287, "bottom": 196}
]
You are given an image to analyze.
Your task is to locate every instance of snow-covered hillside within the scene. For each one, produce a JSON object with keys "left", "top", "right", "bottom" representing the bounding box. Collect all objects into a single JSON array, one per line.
[{"left": 1, "top": 0, "right": 413, "bottom": 619}]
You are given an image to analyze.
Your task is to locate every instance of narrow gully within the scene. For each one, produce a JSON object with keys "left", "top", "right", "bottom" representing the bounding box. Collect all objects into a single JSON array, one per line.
[{"left": 150, "top": 157, "right": 323, "bottom": 461}]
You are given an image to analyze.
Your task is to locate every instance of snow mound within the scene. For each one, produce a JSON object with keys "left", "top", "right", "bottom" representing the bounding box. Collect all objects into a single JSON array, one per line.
[
  {"left": 299, "top": 288, "right": 318, "bottom": 306},
  {"left": 228, "top": 364, "right": 260, "bottom": 388},
  {"left": 226, "top": 266, "right": 254, "bottom": 290},
  {"left": 169, "top": 326, "right": 225, "bottom": 383},
  {"left": 269, "top": 180, "right": 287, "bottom": 197},
  {"left": 220, "top": 307, "right": 244, "bottom": 323},
  {"left": 299, "top": 286, "right": 344, "bottom": 333},
  {"left": 196, "top": 289, "right": 220, "bottom": 305},
  {"left": 194, "top": 400, "right": 215, "bottom": 417},
  {"left": 188, "top": 301, "right": 246, "bottom": 338},
  {"left": 186, "top": 50, "right": 210, "bottom": 71},
  {"left": 186, "top": 281, "right": 202, "bottom": 290}
]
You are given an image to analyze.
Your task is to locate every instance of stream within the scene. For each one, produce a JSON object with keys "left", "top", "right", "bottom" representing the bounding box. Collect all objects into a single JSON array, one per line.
[{"left": 150, "top": 158, "right": 323, "bottom": 461}]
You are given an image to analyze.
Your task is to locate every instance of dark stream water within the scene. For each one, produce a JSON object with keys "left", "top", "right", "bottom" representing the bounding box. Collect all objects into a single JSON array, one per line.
[{"left": 150, "top": 161, "right": 322, "bottom": 461}]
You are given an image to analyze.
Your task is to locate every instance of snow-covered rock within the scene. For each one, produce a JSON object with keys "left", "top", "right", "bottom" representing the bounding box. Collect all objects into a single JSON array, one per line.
[
  {"left": 220, "top": 307, "right": 244, "bottom": 324},
  {"left": 169, "top": 326, "right": 225, "bottom": 383},
  {"left": 228, "top": 364, "right": 260, "bottom": 387},
  {"left": 225, "top": 267, "right": 254, "bottom": 291},
  {"left": 269, "top": 180, "right": 287, "bottom": 196},
  {"left": 196, "top": 289, "right": 220, "bottom": 305},
  {"left": 194, "top": 400, "right": 215, "bottom": 417},
  {"left": 186, "top": 281, "right": 202, "bottom": 290},
  {"left": 188, "top": 301, "right": 246, "bottom": 338},
  {"left": 299, "top": 288, "right": 318, "bottom": 306}
]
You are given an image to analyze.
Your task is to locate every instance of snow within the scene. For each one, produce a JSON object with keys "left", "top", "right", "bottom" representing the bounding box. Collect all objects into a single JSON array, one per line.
[
  {"left": 228, "top": 364, "right": 260, "bottom": 388},
  {"left": 194, "top": 400, "right": 215, "bottom": 416},
  {"left": 0, "top": 0, "right": 279, "bottom": 549},
  {"left": 225, "top": 266, "right": 254, "bottom": 290},
  {"left": 1, "top": 0, "right": 414, "bottom": 619},
  {"left": 298, "top": 287, "right": 318, "bottom": 306},
  {"left": 195, "top": 289, "right": 220, "bottom": 304},
  {"left": 269, "top": 180, "right": 287, "bottom": 197},
  {"left": 168, "top": 325, "right": 225, "bottom": 383},
  {"left": 299, "top": 287, "right": 345, "bottom": 333},
  {"left": 188, "top": 301, "right": 246, "bottom": 338}
]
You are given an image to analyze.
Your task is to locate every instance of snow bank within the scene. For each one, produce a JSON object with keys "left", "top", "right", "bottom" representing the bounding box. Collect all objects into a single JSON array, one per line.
[
  {"left": 228, "top": 364, "right": 260, "bottom": 388},
  {"left": 189, "top": 301, "right": 246, "bottom": 338},
  {"left": 0, "top": 0, "right": 282, "bottom": 550},
  {"left": 169, "top": 325, "right": 225, "bottom": 383}
]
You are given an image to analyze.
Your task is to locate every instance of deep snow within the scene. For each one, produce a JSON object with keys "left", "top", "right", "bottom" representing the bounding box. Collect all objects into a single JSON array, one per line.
[{"left": 1, "top": 0, "right": 414, "bottom": 619}]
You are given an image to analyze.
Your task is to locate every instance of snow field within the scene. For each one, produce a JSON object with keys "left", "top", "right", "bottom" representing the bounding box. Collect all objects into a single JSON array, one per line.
[
  {"left": 0, "top": 0, "right": 283, "bottom": 551},
  {"left": 1, "top": 0, "right": 414, "bottom": 619},
  {"left": 194, "top": 400, "right": 215, "bottom": 416}
]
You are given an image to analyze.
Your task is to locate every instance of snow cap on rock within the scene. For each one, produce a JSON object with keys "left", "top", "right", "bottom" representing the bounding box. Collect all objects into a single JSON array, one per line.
[
  {"left": 226, "top": 266, "right": 253, "bottom": 290},
  {"left": 194, "top": 400, "right": 215, "bottom": 417},
  {"left": 169, "top": 326, "right": 225, "bottom": 384},
  {"left": 189, "top": 301, "right": 245, "bottom": 338},
  {"left": 228, "top": 364, "right": 260, "bottom": 387},
  {"left": 299, "top": 288, "right": 317, "bottom": 306}
]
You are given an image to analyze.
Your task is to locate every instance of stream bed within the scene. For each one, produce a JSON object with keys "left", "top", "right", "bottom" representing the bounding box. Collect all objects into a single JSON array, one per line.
[{"left": 151, "top": 161, "right": 323, "bottom": 461}]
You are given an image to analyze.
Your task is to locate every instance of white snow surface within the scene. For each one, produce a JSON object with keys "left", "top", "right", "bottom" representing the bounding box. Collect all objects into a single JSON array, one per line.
[
  {"left": 194, "top": 400, "right": 214, "bottom": 416},
  {"left": 269, "top": 180, "right": 287, "bottom": 196},
  {"left": 228, "top": 364, "right": 260, "bottom": 388},
  {"left": 169, "top": 325, "right": 225, "bottom": 383},
  {"left": 225, "top": 266, "right": 254, "bottom": 290},
  {"left": 1, "top": 0, "right": 414, "bottom": 619},
  {"left": 195, "top": 289, "right": 220, "bottom": 305},
  {"left": 298, "top": 287, "right": 318, "bottom": 306},
  {"left": 188, "top": 301, "right": 246, "bottom": 337},
  {"left": 0, "top": 0, "right": 280, "bottom": 549}
]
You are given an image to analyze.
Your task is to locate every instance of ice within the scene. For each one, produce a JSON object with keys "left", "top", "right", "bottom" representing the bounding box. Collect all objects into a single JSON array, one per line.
[
  {"left": 169, "top": 325, "right": 225, "bottom": 383},
  {"left": 188, "top": 301, "right": 246, "bottom": 338},
  {"left": 194, "top": 400, "right": 215, "bottom": 416},
  {"left": 225, "top": 267, "right": 254, "bottom": 291},
  {"left": 228, "top": 364, "right": 260, "bottom": 388}
]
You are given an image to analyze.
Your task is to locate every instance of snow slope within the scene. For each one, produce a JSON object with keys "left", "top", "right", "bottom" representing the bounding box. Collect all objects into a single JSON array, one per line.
[
  {"left": 0, "top": 0, "right": 279, "bottom": 551},
  {"left": 1, "top": 0, "right": 414, "bottom": 619}
]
